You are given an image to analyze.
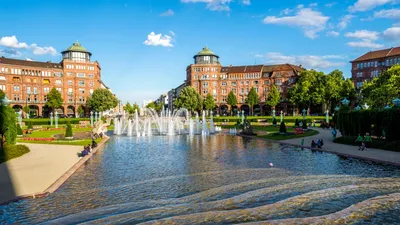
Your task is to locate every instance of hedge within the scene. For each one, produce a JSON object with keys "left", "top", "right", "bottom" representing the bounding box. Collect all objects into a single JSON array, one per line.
[
  {"left": 334, "top": 136, "right": 400, "bottom": 152},
  {"left": 22, "top": 118, "right": 90, "bottom": 125},
  {"left": 65, "top": 121, "right": 73, "bottom": 137},
  {"left": 207, "top": 116, "right": 328, "bottom": 123},
  {"left": 337, "top": 108, "right": 400, "bottom": 141},
  {"left": 0, "top": 144, "right": 30, "bottom": 163}
]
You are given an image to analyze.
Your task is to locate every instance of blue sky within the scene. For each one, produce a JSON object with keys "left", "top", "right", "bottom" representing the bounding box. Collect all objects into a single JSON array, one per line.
[{"left": 0, "top": 0, "right": 399, "bottom": 104}]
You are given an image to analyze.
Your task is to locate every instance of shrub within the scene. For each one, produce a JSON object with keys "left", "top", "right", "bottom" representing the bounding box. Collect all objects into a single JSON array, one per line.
[
  {"left": 295, "top": 118, "right": 299, "bottom": 127},
  {"left": 27, "top": 121, "right": 33, "bottom": 129},
  {"left": 0, "top": 144, "right": 30, "bottom": 163},
  {"left": 302, "top": 120, "right": 308, "bottom": 129},
  {"left": 65, "top": 121, "right": 73, "bottom": 137},
  {"left": 17, "top": 124, "right": 23, "bottom": 135},
  {"left": 272, "top": 117, "right": 277, "bottom": 126},
  {"left": 279, "top": 121, "right": 287, "bottom": 133},
  {"left": 0, "top": 105, "right": 17, "bottom": 146}
]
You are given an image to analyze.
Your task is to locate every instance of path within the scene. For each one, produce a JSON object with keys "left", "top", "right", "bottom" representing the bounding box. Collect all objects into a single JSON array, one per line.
[
  {"left": 0, "top": 143, "right": 81, "bottom": 204},
  {"left": 281, "top": 128, "right": 400, "bottom": 166}
]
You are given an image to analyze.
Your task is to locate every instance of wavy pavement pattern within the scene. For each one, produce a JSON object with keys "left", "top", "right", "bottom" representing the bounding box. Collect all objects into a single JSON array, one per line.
[
  {"left": 241, "top": 193, "right": 400, "bottom": 225},
  {"left": 68, "top": 178, "right": 400, "bottom": 224}
]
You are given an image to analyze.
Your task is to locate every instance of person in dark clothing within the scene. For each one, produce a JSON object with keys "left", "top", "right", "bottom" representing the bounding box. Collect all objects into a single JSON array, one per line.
[
  {"left": 311, "top": 140, "right": 317, "bottom": 148},
  {"left": 91, "top": 139, "right": 98, "bottom": 148},
  {"left": 316, "top": 139, "right": 324, "bottom": 148}
]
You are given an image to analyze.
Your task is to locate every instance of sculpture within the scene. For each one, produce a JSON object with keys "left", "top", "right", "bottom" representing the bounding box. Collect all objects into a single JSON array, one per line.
[
  {"left": 91, "top": 120, "right": 108, "bottom": 139},
  {"left": 239, "top": 115, "right": 257, "bottom": 136}
]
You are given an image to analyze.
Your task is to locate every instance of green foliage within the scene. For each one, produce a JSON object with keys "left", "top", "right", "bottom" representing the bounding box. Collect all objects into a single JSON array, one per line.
[
  {"left": 287, "top": 70, "right": 325, "bottom": 108},
  {"left": 22, "top": 118, "right": 89, "bottom": 125},
  {"left": 295, "top": 118, "right": 299, "bottom": 127},
  {"left": 246, "top": 87, "right": 259, "bottom": 115},
  {"left": 334, "top": 136, "right": 400, "bottom": 152},
  {"left": 302, "top": 120, "right": 308, "bottom": 129},
  {"left": 23, "top": 105, "right": 30, "bottom": 114},
  {"left": 27, "top": 121, "right": 33, "bottom": 129},
  {"left": 17, "top": 124, "right": 23, "bottom": 135},
  {"left": 146, "top": 102, "right": 163, "bottom": 112},
  {"left": 132, "top": 103, "right": 140, "bottom": 114},
  {"left": 0, "top": 105, "right": 17, "bottom": 147},
  {"left": 279, "top": 121, "right": 287, "bottom": 133},
  {"left": 0, "top": 144, "right": 30, "bottom": 163},
  {"left": 124, "top": 102, "right": 140, "bottom": 114},
  {"left": 227, "top": 91, "right": 237, "bottom": 107},
  {"left": 361, "top": 65, "right": 400, "bottom": 109},
  {"left": 204, "top": 93, "right": 216, "bottom": 111},
  {"left": 146, "top": 102, "right": 156, "bottom": 109},
  {"left": 174, "top": 86, "right": 203, "bottom": 113},
  {"left": 77, "top": 105, "right": 84, "bottom": 116},
  {"left": 46, "top": 87, "right": 64, "bottom": 112},
  {"left": 266, "top": 85, "right": 281, "bottom": 108},
  {"left": 0, "top": 89, "right": 5, "bottom": 99},
  {"left": 272, "top": 117, "right": 277, "bottom": 126},
  {"left": 86, "top": 89, "right": 118, "bottom": 112},
  {"left": 65, "top": 121, "right": 73, "bottom": 137}
]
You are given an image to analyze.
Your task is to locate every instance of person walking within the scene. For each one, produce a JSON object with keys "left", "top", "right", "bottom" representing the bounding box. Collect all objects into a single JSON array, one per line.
[
  {"left": 363, "top": 133, "right": 372, "bottom": 150},
  {"left": 331, "top": 128, "right": 337, "bottom": 140},
  {"left": 355, "top": 134, "right": 363, "bottom": 150}
]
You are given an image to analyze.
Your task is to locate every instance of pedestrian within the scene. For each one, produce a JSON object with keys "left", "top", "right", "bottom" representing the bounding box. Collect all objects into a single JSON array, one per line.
[
  {"left": 331, "top": 128, "right": 337, "bottom": 140},
  {"left": 355, "top": 134, "right": 363, "bottom": 150},
  {"left": 363, "top": 133, "right": 372, "bottom": 150}
]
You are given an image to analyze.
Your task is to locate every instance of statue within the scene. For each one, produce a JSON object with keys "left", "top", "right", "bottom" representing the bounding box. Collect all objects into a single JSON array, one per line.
[
  {"left": 91, "top": 120, "right": 108, "bottom": 139},
  {"left": 239, "top": 115, "right": 257, "bottom": 136}
]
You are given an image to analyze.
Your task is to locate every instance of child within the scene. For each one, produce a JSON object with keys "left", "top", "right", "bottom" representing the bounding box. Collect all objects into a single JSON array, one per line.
[{"left": 359, "top": 142, "right": 366, "bottom": 151}]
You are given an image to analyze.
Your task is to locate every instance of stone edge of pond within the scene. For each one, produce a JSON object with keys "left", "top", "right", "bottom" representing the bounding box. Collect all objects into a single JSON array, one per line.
[
  {"left": 0, "top": 136, "right": 110, "bottom": 206},
  {"left": 237, "top": 134, "right": 400, "bottom": 167}
]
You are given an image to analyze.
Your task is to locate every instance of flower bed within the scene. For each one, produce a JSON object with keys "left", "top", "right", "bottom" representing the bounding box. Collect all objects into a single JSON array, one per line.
[{"left": 22, "top": 137, "right": 56, "bottom": 142}]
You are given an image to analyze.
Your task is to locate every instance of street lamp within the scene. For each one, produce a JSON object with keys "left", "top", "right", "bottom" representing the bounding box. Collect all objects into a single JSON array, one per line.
[
  {"left": 1, "top": 96, "right": 11, "bottom": 106},
  {"left": 341, "top": 98, "right": 350, "bottom": 106},
  {"left": 384, "top": 105, "right": 391, "bottom": 109},
  {"left": 355, "top": 105, "right": 361, "bottom": 111},
  {"left": 334, "top": 106, "right": 340, "bottom": 111},
  {"left": 392, "top": 97, "right": 400, "bottom": 107}
]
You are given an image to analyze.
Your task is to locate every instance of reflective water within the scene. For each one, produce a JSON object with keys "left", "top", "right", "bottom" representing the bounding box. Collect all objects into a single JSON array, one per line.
[{"left": 1, "top": 135, "right": 400, "bottom": 224}]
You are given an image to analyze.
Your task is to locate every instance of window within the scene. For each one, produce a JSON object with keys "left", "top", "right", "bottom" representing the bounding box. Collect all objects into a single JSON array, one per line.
[
  {"left": 56, "top": 88, "right": 62, "bottom": 92},
  {"left": 12, "top": 77, "right": 20, "bottom": 82},
  {"left": 356, "top": 82, "right": 363, "bottom": 89},
  {"left": 89, "top": 89, "right": 93, "bottom": 94},
  {"left": 254, "top": 81, "right": 259, "bottom": 85},
  {"left": 55, "top": 80, "right": 62, "bottom": 85},
  {"left": 246, "top": 81, "right": 249, "bottom": 85},
  {"left": 77, "top": 73, "right": 85, "bottom": 77},
  {"left": 0, "top": 84, "right": 5, "bottom": 91},
  {"left": 275, "top": 79, "right": 282, "bottom": 85},
  {"left": 13, "top": 85, "right": 20, "bottom": 92},
  {"left": 43, "top": 87, "right": 50, "bottom": 93},
  {"left": 356, "top": 72, "right": 363, "bottom": 78},
  {"left": 26, "top": 86, "right": 31, "bottom": 94},
  {"left": 255, "top": 87, "right": 258, "bottom": 93},
  {"left": 13, "top": 94, "right": 20, "bottom": 101},
  {"left": 275, "top": 72, "right": 281, "bottom": 77},
  {"left": 68, "top": 88, "right": 73, "bottom": 94},
  {"left": 78, "top": 80, "right": 85, "bottom": 86},
  {"left": 89, "top": 81, "right": 94, "bottom": 87},
  {"left": 289, "top": 78, "right": 296, "bottom": 84},
  {"left": 79, "top": 88, "right": 85, "bottom": 94},
  {"left": 79, "top": 96, "right": 85, "bottom": 103},
  {"left": 222, "top": 89, "right": 227, "bottom": 94},
  {"left": 33, "top": 87, "right": 38, "bottom": 94},
  {"left": 88, "top": 74, "right": 94, "bottom": 78},
  {"left": 68, "top": 80, "right": 73, "bottom": 85},
  {"left": 43, "top": 95, "right": 47, "bottom": 102},
  {"left": 264, "top": 80, "right": 269, "bottom": 85},
  {"left": 264, "top": 87, "right": 268, "bottom": 93},
  {"left": 203, "top": 90, "right": 208, "bottom": 94},
  {"left": 222, "top": 82, "right": 227, "bottom": 86},
  {"left": 213, "top": 81, "right": 217, "bottom": 87},
  {"left": 43, "top": 79, "right": 50, "bottom": 84},
  {"left": 203, "top": 82, "right": 208, "bottom": 88},
  {"left": 67, "top": 72, "right": 74, "bottom": 76},
  {"left": 231, "top": 82, "right": 236, "bottom": 86}
]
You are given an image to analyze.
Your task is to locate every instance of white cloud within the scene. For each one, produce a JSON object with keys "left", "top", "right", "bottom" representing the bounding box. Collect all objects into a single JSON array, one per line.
[
  {"left": 181, "top": 0, "right": 233, "bottom": 12},
  {"left": 0, "top": 48, "right": 22, "bottom": 57},
  {"left": 30, "top": 44, "right": 57, "bottom": 56},
  {"left": 326, "top": 31, "right": 340, "bottom": 37},
  {"left": 160, "top": 9, "right": 174, "bottom": 16},
  {"left": 281, "top": 8, "right": 293, "bottom": 15},
  {"left": 347, "top": 39, "right": 384, "bottom": 48},
  {"left": 349, "top": 0, "right": 394, "bottom": 12},
  {"left": 309, "top": 3, "right": 318, "bottom": 7},
  {"left": 338, "top": 14, "right": 355, "bottom": 30},
  {"left": 0, "top": 36, "right": 28, "bottom": 49},
  {"left": 383, "top": 27, "right": 400, "bottom": 40},
  {"left": 374, "top": 9, "right": 400, "bottom": 19},
  {"left": 169, "top": 31, "right": 176, "bottom": 36},
  {"left": 325, "top": 2, "right": 336, "bottom": 8},
  {"left": 242, "top": 0, "right": 250, "bottom": 5},
  {"left": 143, "top": 32, "right": 174, "bottom": 47},
  {"left": 345, "top": 30, "right": 380, "bottom": 40},
  {"left": 258, "top": 52, "right": 346, "bottom": 69},
  {"left": 263, "top": 8, "right": 329, "bottom": 39}
]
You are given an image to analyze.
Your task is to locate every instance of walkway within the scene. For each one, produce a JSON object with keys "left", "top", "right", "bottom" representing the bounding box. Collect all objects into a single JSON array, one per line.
[
  {"left": 0, "top": 143, "right": 81, "bottom": 204},
  {"left": 281, "top": 128, "right": 400, "bottom": 166}
]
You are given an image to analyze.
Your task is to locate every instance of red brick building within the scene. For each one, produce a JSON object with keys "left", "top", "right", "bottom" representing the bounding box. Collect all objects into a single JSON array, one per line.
[
  {"left": 351, "top": 46, "right": 400, "bottom": 90},
  {"left": 186, "top": 46, "right": 304, "bottom": 115},
  {"left": 0, "top": 41, "right": 106, "bottom": 117}
]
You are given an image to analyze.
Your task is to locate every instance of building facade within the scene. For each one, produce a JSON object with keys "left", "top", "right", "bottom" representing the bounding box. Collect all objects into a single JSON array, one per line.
[
  {"left": 167, "top": 83, "right": 186, "bottom": 111},
  {"left": 185, "top": 46, "right": 303, "bottom": 115},
  {"left": 351, "top": 46, "right": 400, "bottom": 90},
  {"left": 0, "top": 41, "right": 107, "bottom": 117}
]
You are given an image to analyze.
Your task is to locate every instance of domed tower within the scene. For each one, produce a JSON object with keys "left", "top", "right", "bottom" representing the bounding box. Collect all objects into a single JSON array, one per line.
[
  {"left": 61, "top": 41, "right": 92, "bottom": 62},
  {"left": 193, "top": 46, "right": 219, "bottom": 64}
]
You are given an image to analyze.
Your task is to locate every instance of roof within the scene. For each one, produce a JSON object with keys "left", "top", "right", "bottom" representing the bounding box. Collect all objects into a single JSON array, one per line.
[
  {"left": 62, "top": 41, "right": 91, "bottom": 55},
  {"left": 263, "top": 64, "right": 304, "bottom": 72},
  {"left": 99, "top": 80, "right": 109, "bottom": 89},
  {"left": 0, "top": 56, "right": 63, "bottom": 69},
  {"left": 351, "top": 46, "right": 400, "bottom": 62},
  {"left": 195, "top": 46, "right": 218, "bottom": 57},
  {"left": 221, "top": 65, "right": 264, "bottom": 73}
]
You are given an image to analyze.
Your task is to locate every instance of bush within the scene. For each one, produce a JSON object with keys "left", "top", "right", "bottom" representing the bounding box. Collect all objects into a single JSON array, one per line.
[
  {"left": 279, "top": 121, "right": 287, "bottom": 133},
  {"left": 0, "top": 144, "right": 30, "bottom": 163},
  {"left": 295, "top": 118, "right": 299, "bottom": 127},
  {"left": 302, "top": 120, "right": 308, "bottom": 129},
  {"left": 334, "top": 136, "right": 400, "bottom": 152},
  {"left": 22, "top": 118, "right": 90, "bottom": 125},
  {"left": 272, "top": 117, "right": 277, "bottom": 126},
  {"left": 0, "top": 105, "right": 17, "bottom": 146},
  {"left": 65, "top": 121, "right": 73, "bottom": 137},
  {"left": 27, "top": 121, "right": 33, "bottom": 129},
  {"left": 17, "top": 124, "right": 23, "bottom": 135}
]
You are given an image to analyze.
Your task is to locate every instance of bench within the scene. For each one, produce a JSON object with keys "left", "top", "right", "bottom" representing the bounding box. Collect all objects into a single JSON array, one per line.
[
  {"left": 293, "top": 128, "right": 305, "bottom": 134},
  {"left": 79, "top": 121, "right": 90, "bottom": 127}
]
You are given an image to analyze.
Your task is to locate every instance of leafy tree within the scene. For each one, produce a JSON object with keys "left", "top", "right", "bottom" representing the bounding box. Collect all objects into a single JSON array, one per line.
[
  {"left": 266, "top": 85, "right": 280, "bottom": 109},
  {"left": 323, "top": 70, "right": 356, "bottom": 110},
  {"left": 204, "top": 93, "right": 216, "bottom": 111},
  {"left": 77, "top": 105, "right": 84, "bottom": 117},
  {"left": 146, "top": 102, "right": 156, "bottom": 109},
  {"left": 17, "top": 124, "right": 23, "bottom": 135},
  {"left": 65, "top": 121, "right": 73, "bottom": 137},
  {"left": 279, "top": 121, "right": 287, "bottom": 133},
  {"left": 174, "top": 86, "right": 203, "bottom": 114},
  {"left": 23, "top": 105, "right": 30, "bottom": 117},
  {"left": 0, "top": 105, "right": 17, "bottom": 148},
  {"left": 227, "top": 91, "right": 237, "bottom": 115},
  {"left": 86, "top": 89, "right": 118, "bottom": 112},
  {"left": 132, "top": 102, "right": 140, "bottom": 114},
  {"left": 45, "top": 87, "right": 63, "bottom": 113},
  {"left": 272, "top": 117, "right": 277, "bottom": 126},
  {"left": 246, "top": 87, "right": 259, "bottom": 115},
  {"left": 123, "top": 102, "right": 132, "bottom": 113},
  {"left": 361, "top": 65, "right": 400, "bottom": 108},
  {"left": 0, "top": 90, "right": 5, "bottom": 100},
  {"left": 27, "top": 121, "right": 33, "bottom": 129}
]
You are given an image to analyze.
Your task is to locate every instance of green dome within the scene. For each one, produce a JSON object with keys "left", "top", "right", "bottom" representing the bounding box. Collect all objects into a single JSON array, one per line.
[
  {"left": 196, "top": 45, "right": 218, "bottom": 57},
  {"left": 62, "top": 41, "right": 91, "bottom": 55}
]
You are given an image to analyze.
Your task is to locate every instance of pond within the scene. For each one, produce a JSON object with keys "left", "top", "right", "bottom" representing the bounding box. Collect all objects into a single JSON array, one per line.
[{"left": 1, "top": 134, "right": 400, "bottom": 224}]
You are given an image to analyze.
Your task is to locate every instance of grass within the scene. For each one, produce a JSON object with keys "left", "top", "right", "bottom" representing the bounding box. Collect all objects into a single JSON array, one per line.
[
  {"left": 23, "top": 127, "right": 93, "bottom": 138},
  {"left": 0, "top": 144, "right": 30, "bottom": 163},
  {"left": 17, "top": 138, "right": 102, "bottom": 146},
  {"left": 334, "top": 136, "right": 400, "bottom": 152}
]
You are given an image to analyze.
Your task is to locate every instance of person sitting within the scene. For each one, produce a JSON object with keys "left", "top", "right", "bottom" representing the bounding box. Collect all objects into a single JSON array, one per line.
[
  {"left": 91, "top": 139, "right": 98, "bottom": 148},
  {"left": 311, "top": 140, "right": 317, "bottom": 148},
  {"left": 316, "top": 139, "right": 324, "bottom": 148},
  {"left": 78, "top": 146, "right": 89, "bottom": 157}
]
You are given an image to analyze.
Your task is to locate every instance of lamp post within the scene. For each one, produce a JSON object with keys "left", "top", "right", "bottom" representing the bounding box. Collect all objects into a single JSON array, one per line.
[
  {"left": 95, "top": 111, "right": 98, "bottom": 122},
  {"left": 280, "top": 110, "right": 283, "bottom": 123},
  {"left": 325, "top": 110, "right": 329, "bottom": 123},
  {"left": 355, "top": 105, "right": 361, "bottom": 111},
  {"left": 55, "top": 111, "right": 59, "bottom": 128},
  {"left": 90, "top": 111, "right": 94, "bottom": 126},
  {"left": 272, "top": 109, "right": 276, "bottom": 118},
  {"left": 50, "top": 112, "right": 53, "bottom": 126},
  {"left": 384, "top": 105, "right": 391, "bottom": 109},
  {"left": 392, "top": 97, "right": 400, "bottom": 107},
  {"left": 341, "top": 98, "right": 350, "bottom": 106},
  {"left": 302, "top": 108, "right": 307, "bottom": 121}
]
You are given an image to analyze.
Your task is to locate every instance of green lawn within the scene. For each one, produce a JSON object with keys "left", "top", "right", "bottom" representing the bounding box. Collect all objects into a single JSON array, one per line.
[
  {"left": 23, "top": 127, "right": 93, "bottom": 138},
  {"left": 17, "top": 138, "right": 101, "bottom": 146}
]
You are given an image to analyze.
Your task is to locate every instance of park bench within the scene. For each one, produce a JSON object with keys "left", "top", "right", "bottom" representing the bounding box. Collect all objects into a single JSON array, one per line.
[
  {"left": 79, "top": 121, "right": 90, "bottom": 127},
  {"left": 294, "top": 128, "right": 305, "bottom": 134}
]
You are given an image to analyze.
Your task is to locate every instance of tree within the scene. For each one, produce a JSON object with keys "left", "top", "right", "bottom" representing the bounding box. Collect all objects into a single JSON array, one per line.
[
  {"left": 123, "top": 102, "right": 132, "bottom": 113},
  {"left": 279, "top": 121, "right": 287, "bottom": 134},
  {"left": 0, "top": 105, "right": 17, "bottom": 148},
  {"left": 361, "top": 65, "right": 400, "bottom": 108},
  {"left": 266, "top": 85, "right": 281, "bottom": 109},
  {"left": 323, "top": 70, "right": 356, "bottom": 110},
  {"left": 227, "top": 91, "right": 237, "bottom": 115},
  {"left": 246, "top": 87, "right": 259, "bottom": 115},
  {"left": 23, "top": 105, "right": 30, "bottom": 117},
  {"left": 132, "top": 102, "right": 140, "bottom": 114},
  {"left": 46, "top": 87, "right": 63, "bottom": 113},
  {"left": 0, "top": 90, "right": 5, "bottom": 100},
  {"left": 86, "top": 89, "right": 118, "bottom": 112},
  {"left": 174, "top": 86, "right": 203, "bottom": 114},
  {"left": 77, "top": 105, "right": 84, "bottom": 117},
  {"left": 17, "top": 124, "right": 23, "bottom": 136},
  {"left": 65, "top": 121, "right": 73, "bottom": 138},
  {"left": 203, "top": 93, "right": 216, "bottom": 112}
]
